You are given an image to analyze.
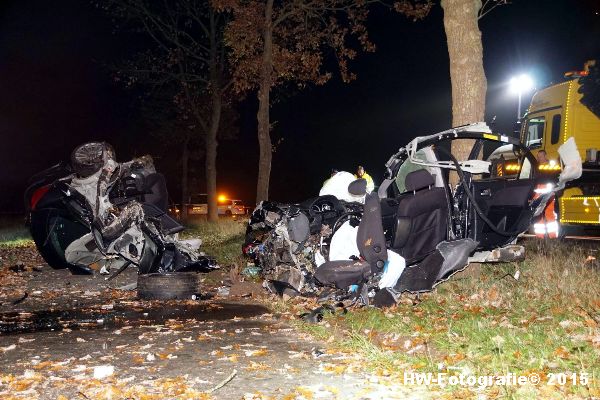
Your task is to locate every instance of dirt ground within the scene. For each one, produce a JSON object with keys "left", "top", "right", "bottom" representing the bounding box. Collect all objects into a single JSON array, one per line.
[{"left": 0, "top": 246, "right": 426, "bottom": 400}]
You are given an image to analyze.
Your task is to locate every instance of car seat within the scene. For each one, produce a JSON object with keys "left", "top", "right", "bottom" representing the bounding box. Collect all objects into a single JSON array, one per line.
[
  {"left": 314, "top": 192, "right": 387, "bottom": 289},
  {"left": 391, "top": 169, "right": 448, "bottom": 264}
]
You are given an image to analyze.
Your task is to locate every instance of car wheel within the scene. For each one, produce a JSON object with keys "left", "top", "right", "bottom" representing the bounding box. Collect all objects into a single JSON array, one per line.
[
  {"left": 137, "top": 273, "right": 200, "bottom": 300},
  {"left": 225, "top": 210, "right": 232, "bottom": 216},
  {"left": 30, "top": 208, "right": 89, "bottom": 269}
]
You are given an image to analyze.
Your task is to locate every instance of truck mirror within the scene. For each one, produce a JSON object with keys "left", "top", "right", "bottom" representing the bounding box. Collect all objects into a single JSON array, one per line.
[{"left": 513, "top": 120, "right": 522, "bottom": 138}]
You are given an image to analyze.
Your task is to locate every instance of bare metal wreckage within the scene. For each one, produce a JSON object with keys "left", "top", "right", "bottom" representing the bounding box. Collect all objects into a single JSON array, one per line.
[
  {"left": 244, "top": 123, "right": 582, "bottom": 307},
  {"left": 25, "top": 142, "right": 217, "bottom": 299}
]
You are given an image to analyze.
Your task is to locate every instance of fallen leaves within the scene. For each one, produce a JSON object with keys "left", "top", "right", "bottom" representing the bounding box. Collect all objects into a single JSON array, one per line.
[
  {"left": 243, "top": 348, "right": 268, "bottom": 357},
  {"left": 244, "top": 361, "right": 271, "bottom": 371},
  {"left": 553, "top": 346, "right": 570, "bottom": 359},
  {"left": 443, "top": 353, "right": 466, "bottom": 364},
  {"left": 320, "top": 363, "right": 347, "bottom": 375}
]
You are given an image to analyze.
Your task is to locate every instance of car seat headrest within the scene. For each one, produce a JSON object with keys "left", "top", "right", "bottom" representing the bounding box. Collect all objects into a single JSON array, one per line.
[
  {"left": 405, "top": 169, "right": 434, "bottom": 192},
  {"left": 348, "top": 178, "right": 367, "bottom": 196}
]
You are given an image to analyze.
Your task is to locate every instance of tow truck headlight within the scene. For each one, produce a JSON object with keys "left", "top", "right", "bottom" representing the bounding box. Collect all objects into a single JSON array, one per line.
[{"left": 534, "top": 183, "right": 554, "bottom": 194}]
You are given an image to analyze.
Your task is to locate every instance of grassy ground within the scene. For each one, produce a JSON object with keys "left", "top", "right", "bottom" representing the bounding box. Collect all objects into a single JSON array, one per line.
[
  {"left": 0, "top": 214, "right": 246, "bottom": 260},
  {"left": 0, "top": 215, "right": 33, "bottom": 248},
  {"left": 183, "top": 218, "right": 246, "bottom": 266},
  {"left": 296, "top": 240, "right": 600, "bottom": 398}
]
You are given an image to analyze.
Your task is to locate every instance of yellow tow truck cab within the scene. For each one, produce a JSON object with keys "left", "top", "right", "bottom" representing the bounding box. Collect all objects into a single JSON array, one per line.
[{"left": 521, "top": 62, "right": 600, "bottom": 232}]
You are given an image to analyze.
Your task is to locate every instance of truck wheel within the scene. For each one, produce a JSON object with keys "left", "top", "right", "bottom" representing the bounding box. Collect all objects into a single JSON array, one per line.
[{"left": 137, "top": 273, "right": 200, "bottom": 300}]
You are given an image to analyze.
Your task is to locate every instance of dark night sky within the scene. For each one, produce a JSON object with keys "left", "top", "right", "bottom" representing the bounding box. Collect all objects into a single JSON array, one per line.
[{"left": 1, "top": 0, "right": 599, "bottom": 211}]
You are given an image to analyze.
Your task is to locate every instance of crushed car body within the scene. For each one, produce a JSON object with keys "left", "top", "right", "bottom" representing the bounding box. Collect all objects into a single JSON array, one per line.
[
  {"left": 244, "top": 122, "right": 582, "bottom": 307},
  {"left": 24, "top": 142, "right": 217, "bottom": 285}
]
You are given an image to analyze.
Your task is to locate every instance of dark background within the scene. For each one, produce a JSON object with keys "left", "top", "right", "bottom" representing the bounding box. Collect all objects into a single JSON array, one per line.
[{"left": 1, "top": 0, "right": 599, "bottom": 212}]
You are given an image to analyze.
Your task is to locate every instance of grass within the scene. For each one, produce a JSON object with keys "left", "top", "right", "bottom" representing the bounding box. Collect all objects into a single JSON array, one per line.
[
  {"left": 0, "top": 215, "right": 33, "bottom": 248},
  {"left": 293, "top": 239, "right": 600, "bottom": 398},
  {"left": 0, "top": 213, "right": 246, "bottom": 262},
  {"left": 183, "top": 218, "right": 246, "bottom": 266}
]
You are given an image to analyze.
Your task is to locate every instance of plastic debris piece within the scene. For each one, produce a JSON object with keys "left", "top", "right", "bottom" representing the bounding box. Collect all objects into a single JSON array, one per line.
[
  {"left": 329, "top": 221, "right": 359, "bottom": 262},
  {"left": 314, "top": 251, "right": 326, "bottom": 268},
  {"left": 93, "top": 365, "right": 114, "bottom": 379},
  {"left": 378, "top": 250, "right": 405, "bottom": 289},
  {"left": 242, "top": 266, "right": 261, "bottom": 277},
  {"left": 1, "top": 344, "right": 16, "bottom": 352},
  {"left": 117, "top": 282, "right": 137, "bottom": 291}
]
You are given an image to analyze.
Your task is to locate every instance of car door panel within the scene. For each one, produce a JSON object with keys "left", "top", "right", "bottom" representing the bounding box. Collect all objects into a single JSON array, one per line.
[{"left": 469, "top": 178, "right": 534, "bottom": 249}]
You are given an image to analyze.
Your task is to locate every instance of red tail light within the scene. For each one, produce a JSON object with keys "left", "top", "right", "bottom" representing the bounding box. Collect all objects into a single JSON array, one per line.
[{"left": 30, "top": 185, "right": 50, "bottom": 210}]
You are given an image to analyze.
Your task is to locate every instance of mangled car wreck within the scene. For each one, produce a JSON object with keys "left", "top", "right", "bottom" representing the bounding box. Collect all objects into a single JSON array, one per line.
[
  {"left": 244, "top": 123, "right": 582, "bottom": 307},
  {"left": 24, "top": 142, "right": 217, "bottom": 299}
]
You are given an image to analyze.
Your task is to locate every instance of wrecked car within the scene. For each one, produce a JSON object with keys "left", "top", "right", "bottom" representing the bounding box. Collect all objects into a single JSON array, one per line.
[
  {"left": 244, "top": 122, "right": 582, "bottom": 307},
  {"left": 24, "top": 142, "right": 217, "bottom": 299}
]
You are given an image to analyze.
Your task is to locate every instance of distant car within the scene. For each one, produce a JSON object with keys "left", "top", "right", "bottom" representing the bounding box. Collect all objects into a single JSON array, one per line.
[
  {"left": 218, "top": 199, "right": 246, "bottom": 216},
  {"left": 169, "top": 194, "right": 246, "bottom": 218},
  {"left": 187, "top": 194, "right": 209, "bottom": 216}
]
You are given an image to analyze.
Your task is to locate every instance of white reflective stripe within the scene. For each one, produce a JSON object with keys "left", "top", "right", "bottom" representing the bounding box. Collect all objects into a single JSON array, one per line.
[
  {"left": 534, "top": 222, "right": 559, "bottom": 235},
  {"left": 546, "top": 221, "right": 559, "bottom": 233}
]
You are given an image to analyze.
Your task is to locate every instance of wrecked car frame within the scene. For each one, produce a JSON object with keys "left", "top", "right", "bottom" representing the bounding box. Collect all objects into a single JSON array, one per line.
[
  {"left": 245, "top": 123, "right": 572, "bottom": 307},
  {"left": 24, "top": 143, "right": 216, "bottom": 298}
]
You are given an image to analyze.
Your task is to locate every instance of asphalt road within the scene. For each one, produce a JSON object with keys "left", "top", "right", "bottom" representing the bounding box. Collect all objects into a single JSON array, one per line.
[{"left": 0, "top": 249, "right": 426, "bottom": 399}]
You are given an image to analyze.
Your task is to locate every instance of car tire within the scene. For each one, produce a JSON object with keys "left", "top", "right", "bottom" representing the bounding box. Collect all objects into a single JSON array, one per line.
[
  {"left": 137, "top": 273, "right": 200, "bottom": 300},
  {"left": 30, "top": 208, "right": 88, "bottom": 269},
  {"left": 225, "top": 210, "right": 232, "bottom": 216}
]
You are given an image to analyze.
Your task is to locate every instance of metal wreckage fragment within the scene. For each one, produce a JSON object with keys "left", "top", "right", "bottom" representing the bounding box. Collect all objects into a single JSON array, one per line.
[
  {"left": 244, "top": 200, "right": 344, "bottom": 298},
  {"left": 25, "top": 141, "right": 218, "bottom": 295}
]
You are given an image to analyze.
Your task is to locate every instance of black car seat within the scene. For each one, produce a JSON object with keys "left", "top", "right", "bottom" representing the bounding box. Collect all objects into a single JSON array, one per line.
[
  {"left": 143, "top": 173, "right": 169, "bottom": 212},
  {"left": 314, "top": 192, "right": 387, "bottom": 288},
  {"left": 141, "top": 173, "right": 184, "bottom": 235},
  {"left": 391, "top": 169, "right": 448, "bottom": 264}
]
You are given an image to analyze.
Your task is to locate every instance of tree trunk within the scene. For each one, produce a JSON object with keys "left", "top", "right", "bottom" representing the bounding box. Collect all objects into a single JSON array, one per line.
[
  {"left": 441, "top": 0, "right": 487, "bottom": 182},
  {"left": 180, "top": 136, "right": 190, "bottom": 222},
  {"left": 206, "top": 8, "right": 221, "bottom": 223},
  {"left": 206, "top": 89, "right": 221, "bottom": 222},
  {"left": 255, "top": 0, "right": 274, "bottom": 204}
]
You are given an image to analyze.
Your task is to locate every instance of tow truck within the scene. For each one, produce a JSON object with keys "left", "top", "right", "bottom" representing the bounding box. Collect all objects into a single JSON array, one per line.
[{"left": 490, "top": 61, "right": 600, "bottom": 238}]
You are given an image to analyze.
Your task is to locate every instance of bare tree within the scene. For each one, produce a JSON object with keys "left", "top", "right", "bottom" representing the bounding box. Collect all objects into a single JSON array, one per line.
[
  {"left": 104, "top": 0, "right": 232, "bottom": 221},
  {"left": 215, "top": 0, "right": 381, "bottom": 203},
  {"left": 133, "top": 84, "right": 236, "bottom": 222}
]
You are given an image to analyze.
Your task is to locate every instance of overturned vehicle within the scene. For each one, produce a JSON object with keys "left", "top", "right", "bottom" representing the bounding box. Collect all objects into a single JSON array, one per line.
[
  {"left": 24, "top": 142, "right": 217, "bottom": 299},
  {"left": 244, "top": 123, "right": 582, "bottom": 307}
]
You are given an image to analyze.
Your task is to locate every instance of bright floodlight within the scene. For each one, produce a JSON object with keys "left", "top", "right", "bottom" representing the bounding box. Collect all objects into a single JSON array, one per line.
[{"left": 509, "top": 74, "right": 534, "bottom": 94}]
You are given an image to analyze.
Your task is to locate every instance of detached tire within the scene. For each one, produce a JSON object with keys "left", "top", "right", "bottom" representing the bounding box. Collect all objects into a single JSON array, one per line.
[{"left": 137, "top": 273, "right": 200, "bottom": 300}]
